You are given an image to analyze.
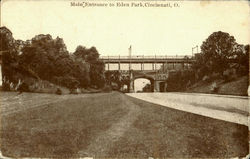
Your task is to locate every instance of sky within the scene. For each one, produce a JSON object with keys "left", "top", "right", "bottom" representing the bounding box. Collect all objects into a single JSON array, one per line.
[
  {"left": 134, "top": 78, "right": 150, "bottom": 92},
  {"left": 1, "top": 0, "right": 249, "bottom": 57}
]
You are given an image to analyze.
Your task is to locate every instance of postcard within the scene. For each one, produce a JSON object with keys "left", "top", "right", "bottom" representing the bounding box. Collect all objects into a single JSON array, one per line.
[{"left": 0, "top": 0, "right": 249, "bottom": 158}]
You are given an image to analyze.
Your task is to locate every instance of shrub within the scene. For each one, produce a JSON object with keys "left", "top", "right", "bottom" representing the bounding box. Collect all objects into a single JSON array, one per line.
[
  {"left": 2, "top": 83, "right": 10, "bottom": 91},
  {"left": 18, "top": 82, "right": 30, "bottom": 92},
  {"left": 55, "top": 88, "right": 62, "bottom": 95},
  {"left": 102, "top": 85, "right": 112, "bottom": 92},
  {"left": 210, "top": 82, "right": 219, "bottom": 93},
  {"left": 202, "top": 75, "right": 210, "bottom": 82}
]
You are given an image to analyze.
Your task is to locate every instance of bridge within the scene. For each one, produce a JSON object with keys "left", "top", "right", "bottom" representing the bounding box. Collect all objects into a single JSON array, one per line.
[
  {"left": 101, "top": 55, "right": 195, "bottom": 92},
  {"left": 100, "top": 55, "right": 194, "bottom": 71}
]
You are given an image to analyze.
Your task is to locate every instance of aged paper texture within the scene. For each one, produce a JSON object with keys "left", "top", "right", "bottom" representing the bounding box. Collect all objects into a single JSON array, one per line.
[{"left": 0, "top": 0, "right": 249, "bottom": 158}]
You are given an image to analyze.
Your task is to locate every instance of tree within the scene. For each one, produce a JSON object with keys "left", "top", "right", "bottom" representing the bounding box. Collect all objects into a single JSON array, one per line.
[
  {"left": 200, "top": 31, "right": 237, "bottom": 75},
  {"left": 73, "top": 45, "right": 105, "bottom": 88},
  {"left": 104, "top": 70, "right": 123, "bottom": 89},
  {"left": 19, "top": 34, "right": 91, "bottom": 89},
  {"left": 89, "top": 60, "right": 105, "bottom": 88},
  {"left": 1, "top": 26, "right": 105, "bottom": 90},
  {"left": 191, "top": 53, "right": 209, "bottom": 80},
  {"left": 0, "top": 27, "right": 20, "bottom": 84},
  {"left": 233, "top": 44, "right": 249, "bottom": 76},
  {"left": 142, "top": 83, "right": 151, "bottom": 92},
  {"left": 74, "top": 46, "right": 99, "bottom": 62}
]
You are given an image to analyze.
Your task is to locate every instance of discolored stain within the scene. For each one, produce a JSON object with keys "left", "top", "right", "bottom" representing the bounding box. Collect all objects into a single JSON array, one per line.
[
  {"left": 200, "top": 1, "right": 211, "bottom": 7},
  {"left": 241, "top": 22, "right": 247, "bottom": 26}
]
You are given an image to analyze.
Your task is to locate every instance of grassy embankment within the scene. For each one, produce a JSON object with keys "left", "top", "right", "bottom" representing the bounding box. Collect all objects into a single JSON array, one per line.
[{"left": 186, "top": 76, "right": 249, "bottom": 96}]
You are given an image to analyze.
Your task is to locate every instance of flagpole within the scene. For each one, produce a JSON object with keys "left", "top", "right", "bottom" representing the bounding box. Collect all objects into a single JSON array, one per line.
[{"left": 129, "top": 45, "right": 132, "bottom": 70}]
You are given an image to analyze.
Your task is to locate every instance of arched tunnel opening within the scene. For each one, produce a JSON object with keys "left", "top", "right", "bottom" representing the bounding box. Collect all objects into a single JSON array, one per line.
[{"left": 134, "top": 78, "right": 154, "bottom": 93}]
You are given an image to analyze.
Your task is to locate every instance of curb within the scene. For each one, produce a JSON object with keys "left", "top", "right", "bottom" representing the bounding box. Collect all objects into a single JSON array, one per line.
[{"left": 160, "top": 92, "right": 250, "bottom": 99}]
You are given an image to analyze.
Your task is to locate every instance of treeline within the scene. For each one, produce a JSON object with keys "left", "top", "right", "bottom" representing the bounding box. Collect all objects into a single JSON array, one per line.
[
  {"left": 0, "top": 26, "right": 105, "bottom": 91},
  {"left": 192, "top": 31, "right": 249, "bottom": 81},
  {"left": 166, "top": 31, "right": 249, "bottom": 92}
]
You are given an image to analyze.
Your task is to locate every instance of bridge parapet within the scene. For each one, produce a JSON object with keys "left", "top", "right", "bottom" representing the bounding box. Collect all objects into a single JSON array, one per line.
[
  {"left": 100, "top": 55, "right": 193, "bottom": 60},
  {"left": 101, "top": 55, "right": 193, "bottom": 59},
  {"left": 101, "top": 55, "right": 195, "bottom": 64}
]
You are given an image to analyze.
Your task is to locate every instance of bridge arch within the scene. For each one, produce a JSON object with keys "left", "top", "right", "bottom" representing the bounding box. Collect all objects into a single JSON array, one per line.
[{"left": 132, "top": 75, "right": 155, "bottom": 92}]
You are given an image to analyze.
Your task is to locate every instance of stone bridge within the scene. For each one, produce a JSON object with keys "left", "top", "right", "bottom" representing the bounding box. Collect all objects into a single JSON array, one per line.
[
  {"left": 101, "top": 55, "right": 194, "bottom": 92},
  {"left": 118, "top": 70, "right": 168, "bottom": 92}
]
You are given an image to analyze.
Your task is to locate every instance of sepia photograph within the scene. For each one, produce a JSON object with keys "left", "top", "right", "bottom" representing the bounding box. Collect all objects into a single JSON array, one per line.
[{"left": 0, "top": 0, "right": 249, "bottom": 158}]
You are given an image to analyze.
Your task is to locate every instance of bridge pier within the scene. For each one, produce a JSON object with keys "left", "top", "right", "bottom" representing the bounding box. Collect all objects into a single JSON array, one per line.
[
  {"left": 154, "top": 81, "right": 160, "bottom": 92},
  {"left": 154, "top": 81, "right": 168, "bottom": 92},
  {"left": 129, "top": 70, "right": 135, "bottom": 92},
  {"left": 129, "top": 80, "right": 135, "bottom": 93}
]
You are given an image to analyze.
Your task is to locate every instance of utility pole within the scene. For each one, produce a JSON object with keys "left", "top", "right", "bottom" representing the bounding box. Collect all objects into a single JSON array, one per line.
[
  {"left": 192, "top": 45, "right": 198, "bottom": 58},
  {"left": 192, "top": 47, "right": 193, "bottom": 57},
  {"left": 129, "top": 45, "right": 132, "bottom": 71},
  {"left": 128, "top": 45, "right": 133, "bottom": 92}
]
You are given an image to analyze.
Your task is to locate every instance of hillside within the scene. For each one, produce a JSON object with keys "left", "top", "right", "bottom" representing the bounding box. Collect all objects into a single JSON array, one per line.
[{"left": 186, "top": 76, "right": 249, "bottom": 96}]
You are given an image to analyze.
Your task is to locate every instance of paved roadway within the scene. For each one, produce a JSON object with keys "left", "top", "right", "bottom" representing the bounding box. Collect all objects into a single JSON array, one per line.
[{"left": 127, "top": 92, "right": 249, "bottom": 127}]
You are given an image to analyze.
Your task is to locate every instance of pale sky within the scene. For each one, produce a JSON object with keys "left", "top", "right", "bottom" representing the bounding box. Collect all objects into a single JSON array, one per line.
[
  {"left": 1, "top": 0, "right": 249, "bottom": 56},
  {"left": 134, "top": 78, "right": 150, "bottom": 92}
]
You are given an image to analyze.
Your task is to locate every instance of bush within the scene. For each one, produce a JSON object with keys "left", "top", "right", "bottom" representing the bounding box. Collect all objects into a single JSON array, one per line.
[
  {"left": 18, "top": 82, "right": 30, "bottom": 92},
  {"left": 236, "top": 66, "right": 248, "bottom": 77},
  {"left": 2, "top": 83, "right": 10, "bottom": 91},
  {"left": 202, "top": 75, "right": 211, "bottom": 82},
  {"left": 102, "top": 85, "right": 112, "bottom": 92},
  {"left": 210, "top": 82, "right": 219, "bottom": 93},
  {"left": 55, "top": 88, "right": 62, "bottom": 95}
]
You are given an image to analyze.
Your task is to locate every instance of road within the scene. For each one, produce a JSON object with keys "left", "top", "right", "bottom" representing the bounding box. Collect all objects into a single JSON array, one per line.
[
  {"left": 127, "top": 92, "right": 249, "bottom": 126},
  {"left": 0, "top": 92, "right": 249, "bottom": 158}
]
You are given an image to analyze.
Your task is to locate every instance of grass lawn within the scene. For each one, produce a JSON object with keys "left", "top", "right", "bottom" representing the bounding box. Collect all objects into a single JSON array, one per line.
[{"left": 1, "top": 92, "right": 128, "bottom": 158}]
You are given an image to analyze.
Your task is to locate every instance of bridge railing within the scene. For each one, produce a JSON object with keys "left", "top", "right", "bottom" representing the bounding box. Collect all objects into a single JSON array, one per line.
[{"left": 100, "top": 55, "right": 193, "bottom": 59}]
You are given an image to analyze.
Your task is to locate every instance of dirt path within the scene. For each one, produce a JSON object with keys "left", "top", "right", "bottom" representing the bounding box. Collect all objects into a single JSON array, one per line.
[{"left": 78, "top": 94, "right": 141, "bottom": 157}]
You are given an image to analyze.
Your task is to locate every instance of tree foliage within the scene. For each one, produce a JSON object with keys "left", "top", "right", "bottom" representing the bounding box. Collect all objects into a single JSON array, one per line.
[
  {"left": 200, "top": 31, "right": 236, "bottom": 74},
  {"left": 142, "top": 83, "right": 151, "bottom": 92},
  {"left": 73, "top": 46, "right": 105, "bottom": 88},
  {"left": 192, "top": 31, "right": 249, "bottom": 80},
  {"left": 1, "top": 26, "right": 105, "bottom": 90},
  {"left": 233, "top": 44, "right": 249, "bottom": 75},
  {"left": 0, "top": 27, "right": 20, "bottom": 83}
]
